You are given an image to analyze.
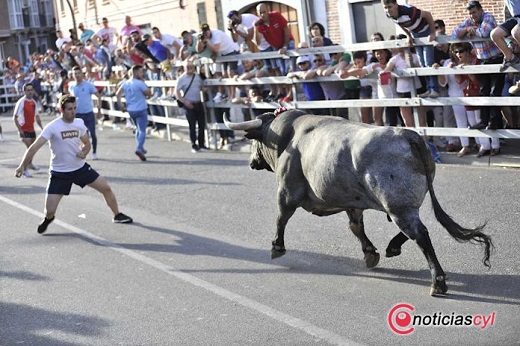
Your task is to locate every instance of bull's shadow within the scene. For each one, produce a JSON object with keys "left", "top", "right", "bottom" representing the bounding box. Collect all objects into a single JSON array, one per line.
[{"left": 105, "top": 223, "right": 520, "bottom": 305}]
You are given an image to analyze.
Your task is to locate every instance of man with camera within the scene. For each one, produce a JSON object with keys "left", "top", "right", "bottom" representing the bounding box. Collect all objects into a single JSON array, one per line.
[
  {"left": 227, "top": 10, "right": 259, "bottom": 53},
  {"left": 196, "top": 23, "right": 239, "bottom": 101}
]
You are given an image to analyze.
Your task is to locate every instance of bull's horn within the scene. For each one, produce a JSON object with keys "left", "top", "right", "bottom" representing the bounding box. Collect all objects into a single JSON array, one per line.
[{"left": 223, "top": 115, "right": 262, "bottom": 130}]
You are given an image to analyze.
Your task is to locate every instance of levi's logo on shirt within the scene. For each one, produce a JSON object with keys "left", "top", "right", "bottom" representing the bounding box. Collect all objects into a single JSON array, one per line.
[{"left": 61, "top": 130, "right": 79, "bottom": 139}]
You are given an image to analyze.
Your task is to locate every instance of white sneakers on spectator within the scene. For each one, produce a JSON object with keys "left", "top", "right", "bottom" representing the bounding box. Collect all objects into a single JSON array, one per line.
[
  {"left": 213, "top": 92, "right": 223, "bottom": 103},
  {"left": 419, "top": 90, "right": 440, "bottom": 98},
  {"left": 509, "top": 82, "right": 520, "bottom": 95},
  {"left": 22, "top": 169, "right": 33, "bottom": 178},
  {"left": 28, "top": 164, "right": 40, "bottom": 171},
  {"left": 92, "top": 153, "right": 98, "bottom": 160}
]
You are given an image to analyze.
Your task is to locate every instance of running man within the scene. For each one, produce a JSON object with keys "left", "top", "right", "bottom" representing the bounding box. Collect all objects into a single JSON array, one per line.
[
  {"left": 13, "top": 83, "right": 44, "bottom": 177},
  {"left": 14, "top": 95, "right": 133, "bottom": 234}
]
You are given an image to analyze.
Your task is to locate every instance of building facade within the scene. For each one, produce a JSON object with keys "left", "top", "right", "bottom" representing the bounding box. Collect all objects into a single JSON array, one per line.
[
  {"left": 0, "top": 0, "right": 55, "bottom": 68},
  {"left": 1, "top": 0, "right": 509, "bottom": 67}
]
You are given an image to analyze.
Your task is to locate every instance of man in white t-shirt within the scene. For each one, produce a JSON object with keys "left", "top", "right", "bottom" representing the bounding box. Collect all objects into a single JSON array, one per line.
[
  {"left": 151, "top": 26, "right": 182, "bottom": 58},
  {"left": 226, "top": 10, "right": 259, "bottom": 52},
  {"left": 55, "top": 30, "right": 72, "bottom": 50},
  {"left": 14, "top": 95, "right": 133, "bottom": 234},
  {"left": 92, "top": 17, "right": 119, "bottom": 53},
  {"left": 197, "top": 23, "right": 239, "bottom": 99}
]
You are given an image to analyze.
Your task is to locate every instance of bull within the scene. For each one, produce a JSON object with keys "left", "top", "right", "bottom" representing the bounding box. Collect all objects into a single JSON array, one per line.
[{"left": 224, "top": 109, "right": 492, "bottom": 296}]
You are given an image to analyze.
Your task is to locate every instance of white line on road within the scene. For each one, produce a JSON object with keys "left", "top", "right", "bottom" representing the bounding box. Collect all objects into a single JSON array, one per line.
[
  {"left": 0, "top": 158, "right": 17, "bottom": 163},
  {"left": 0, "top": 195, "right": 364, "bottom": 346}
]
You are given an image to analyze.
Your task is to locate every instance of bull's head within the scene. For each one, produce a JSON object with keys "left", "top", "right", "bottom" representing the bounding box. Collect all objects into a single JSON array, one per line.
[{"left": 224, "top": 112, "right": 276, "bottom": 171}]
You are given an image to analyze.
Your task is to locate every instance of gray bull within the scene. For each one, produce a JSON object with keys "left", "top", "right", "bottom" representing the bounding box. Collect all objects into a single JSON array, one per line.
[{"left": 225, "top": 109, "right": 492, "bottom": 296}]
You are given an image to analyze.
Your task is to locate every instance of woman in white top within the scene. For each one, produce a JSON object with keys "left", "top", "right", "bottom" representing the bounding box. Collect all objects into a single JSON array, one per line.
[
  {"left": 381, "top": 39, "right": 426, "bottom": 127},
  {"left": 434, "top": 42, "right": 479, "bottom": 157}
]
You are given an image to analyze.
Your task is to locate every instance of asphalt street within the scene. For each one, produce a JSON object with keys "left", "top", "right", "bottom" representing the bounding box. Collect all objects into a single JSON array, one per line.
[{"left": 0, "top": 114, "right": 519, "bottom": 346}]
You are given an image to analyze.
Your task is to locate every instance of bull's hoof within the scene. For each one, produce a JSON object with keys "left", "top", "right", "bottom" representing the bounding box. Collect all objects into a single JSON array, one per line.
[
  {"left": 271, "top": 245, "right": 286, "bottom": 259},
  {"left": 271, "top": 248, "right": 286, "bottom": 259},
  {"left": 364, "top": 251, "right": 380, "bottom": 268},
  {"left": 430, "top": 276, "right": 448, "bottom": 296},
  {"left": 385, "top": 247, "right": 401, "bottom": 258}
]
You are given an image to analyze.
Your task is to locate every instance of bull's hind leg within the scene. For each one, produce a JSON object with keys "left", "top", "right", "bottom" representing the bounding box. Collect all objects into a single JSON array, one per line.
[
  {"left": 346, "top": 209, "right": 380, "bottom": 268},
  {"left": 392, "top": 210, "right": 448, "bottom": 296},
  {"left": 386, "top": 232, "right": 409, "bottom": 258}
]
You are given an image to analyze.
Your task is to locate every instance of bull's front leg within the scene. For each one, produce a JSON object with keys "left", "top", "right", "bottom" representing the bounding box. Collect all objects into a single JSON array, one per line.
[
  {"left": 272, "top": 185, "right": 300, "bottom": 259},
  {"left": 272, "top": 205, "right": 296, "bottom": 259}
]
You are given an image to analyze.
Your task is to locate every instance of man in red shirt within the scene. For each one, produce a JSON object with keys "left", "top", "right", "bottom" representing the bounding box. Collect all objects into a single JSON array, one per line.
[
  {"left": 13, "top": 83, "right": 43, "bottom": 177},
  {"left": 254, "top": 2, "right": 295, "bottom": 101}
]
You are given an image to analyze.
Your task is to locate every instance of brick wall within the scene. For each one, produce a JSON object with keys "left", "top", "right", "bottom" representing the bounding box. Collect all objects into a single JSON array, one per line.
[
  {"left": 410, "top": 0, "right": 505, "bottom": 32},
  {"left": 326, "top": 0, "right": 342, "bottom": 44}
]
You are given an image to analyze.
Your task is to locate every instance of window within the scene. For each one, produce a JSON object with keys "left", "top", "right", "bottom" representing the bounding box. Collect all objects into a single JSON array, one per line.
[
  {"left": 60, "top": 0, "right": 65, "bottom": 14},
  {"left": 30, "top": 0, "right": 40, "bottom": 27},
  {"left": 197, "top": 2, "right": 207, "bottom": 27},
  {"left": 8, "top": 0, "right": 24, "bottom": 29},
  {"left": 42, "top": 0, "right": 54, "bottom": 26}
]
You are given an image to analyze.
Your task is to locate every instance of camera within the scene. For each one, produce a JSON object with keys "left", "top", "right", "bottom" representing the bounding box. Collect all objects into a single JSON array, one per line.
[
  {"left": 198, "top": 32, "right": 206, "bottom": 41},
  {"left": 183, "top": 39, "right": 188, "bottom": 45},
  {"left": 254, "top": 19, "right": 264, "bottom": 27},
  {"left": 230, "top": 19, "right": 239, "bottom": 26}
]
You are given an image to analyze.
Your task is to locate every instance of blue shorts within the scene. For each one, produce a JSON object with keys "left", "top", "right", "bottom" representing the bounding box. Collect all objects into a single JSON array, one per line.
[
  {"left": 47, "top": 163, "right": 100, "bottom": 195},
  {"left": 499, "top": 17, "right": 520, "bottom": 35}
]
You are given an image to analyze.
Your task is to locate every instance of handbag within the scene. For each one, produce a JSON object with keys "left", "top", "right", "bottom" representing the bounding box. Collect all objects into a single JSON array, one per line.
[
  {"left": 177, "top": 74, "right": 196, "bottom": 109},
  {"left": 463, "top": 78, "right": 480, "bottom": 110}
]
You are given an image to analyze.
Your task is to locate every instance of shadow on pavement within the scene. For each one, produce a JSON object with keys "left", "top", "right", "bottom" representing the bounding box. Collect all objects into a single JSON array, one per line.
[{"left": 0, "top": 302, "right": 110, "bottom": 345}]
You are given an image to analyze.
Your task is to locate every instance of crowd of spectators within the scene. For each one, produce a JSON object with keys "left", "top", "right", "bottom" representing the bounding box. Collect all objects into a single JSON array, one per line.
[{"left": 1, "top": 1, "right": 519, "bottom": 157}]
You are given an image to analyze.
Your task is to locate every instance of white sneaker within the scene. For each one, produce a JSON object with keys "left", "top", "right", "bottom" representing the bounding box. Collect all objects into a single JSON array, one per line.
[
  {"left": 428, "top": 90, "right": 440, "bottom": 98},
  {"left": 92, "top": 153, "right": 98, "bottom": 160},
  {"left": 22, "top": 170, "right": 33, "bottom": 178},
  {"left": 28, "top": 164, "right": 40, "bottom": 171},
  {"left": 0, "top": 134, "right": 4, "bottom": 142},
  {"left": 418, "top": 90, "right": 431, "bottom": 98},
  {"left": 213, "top": 92, "right": 223, "bottom": 103}
]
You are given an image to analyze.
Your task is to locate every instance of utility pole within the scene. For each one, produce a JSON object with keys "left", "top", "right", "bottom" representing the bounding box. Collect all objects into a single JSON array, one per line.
[{"left": 65, "top": 0, "right": 78, "bottom": 40}]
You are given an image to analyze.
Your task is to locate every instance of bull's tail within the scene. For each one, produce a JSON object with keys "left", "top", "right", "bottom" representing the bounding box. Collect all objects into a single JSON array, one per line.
[{"left": 405, "top": 130, "right": 493, "bottom": 268}]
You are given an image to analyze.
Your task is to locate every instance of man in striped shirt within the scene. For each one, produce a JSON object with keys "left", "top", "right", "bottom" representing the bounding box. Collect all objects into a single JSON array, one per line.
[{"left": 382, "top": 0, "right": 439, "bottom": 98}]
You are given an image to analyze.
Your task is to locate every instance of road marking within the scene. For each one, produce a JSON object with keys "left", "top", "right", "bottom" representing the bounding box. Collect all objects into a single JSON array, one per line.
[
  {"left": 0, "top": 195, "right": 364, "bottom": 346},
  {"left": 0, "top": 158, "right": 17, "bottom": 163}
]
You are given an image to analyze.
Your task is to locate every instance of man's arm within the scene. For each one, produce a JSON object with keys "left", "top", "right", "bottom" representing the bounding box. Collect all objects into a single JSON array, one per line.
[
  {"left": 142, "top": 82, "right": 153, "bottom": 98},
  {"left": 13, "top": 113, "right": 24, "bottom": 137},
  {"left": 453, "top": 19, "right": 472, "bottom": 39},
  {"left": 76, "top": 133, "right": 91, "bottom": 160},
  {"left": 421, "top": 9, "right": 437, "bottom": 41},
  {"left": 116, "top": 85, "right": 126, "bottom": 112},
  {"left": 35, "top": 114, "right": 43, "bottom": 130},
  {"left": 14, "top": 136, "right": 48, "bottom": 177},
  {"left": 94, "top": 91, "right": 103, "bottom": 118},
  {"left": 279, "top": 26, "right": 290, "bottom": 54},
  {"left": 476, "top": 13, "right": 497, "bottom": 38}
]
